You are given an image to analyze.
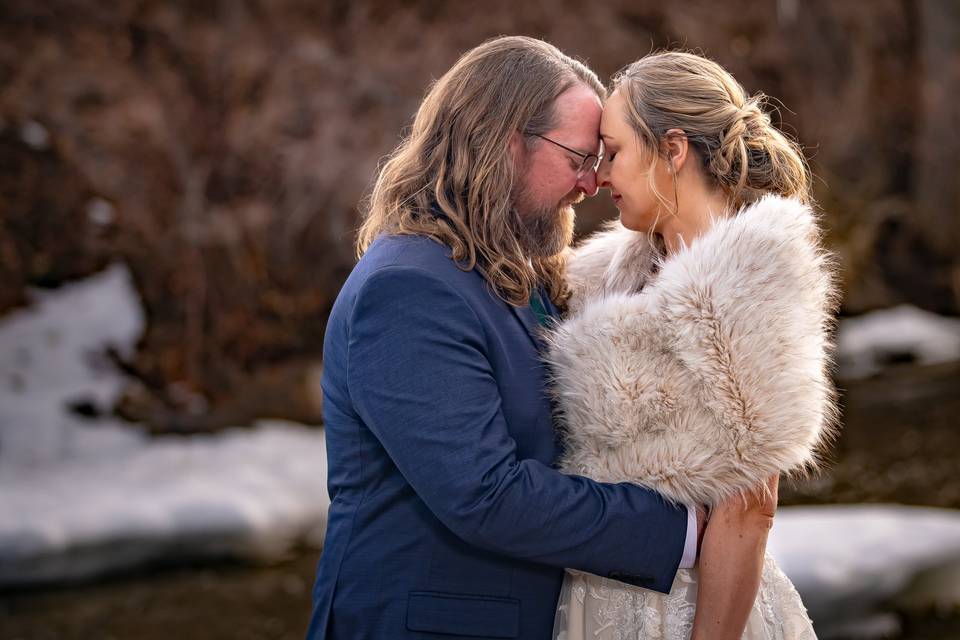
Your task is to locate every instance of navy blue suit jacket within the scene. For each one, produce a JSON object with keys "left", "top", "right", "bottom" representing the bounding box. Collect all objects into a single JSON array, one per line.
[{"left": 307, "top": 234, "right": 687, "bottom": 639}]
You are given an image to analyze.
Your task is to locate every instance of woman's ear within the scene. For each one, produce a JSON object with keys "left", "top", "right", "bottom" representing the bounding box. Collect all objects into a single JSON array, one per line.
[{"left": 662, "top": 128, "right": 689, "bottom": 174}]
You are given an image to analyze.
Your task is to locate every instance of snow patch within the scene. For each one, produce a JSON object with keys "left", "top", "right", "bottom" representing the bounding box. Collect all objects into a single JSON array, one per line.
[
  {"left": 0, "top": 265, "right": 328, "bottom": 587},
  {"left": 836, "top": 305, "right": 960, "bottom": 379},
  {"left": 769, "top": 504, "right": 960, "bottom": 638},
  {"left": 20, "top": 120, "right": 50, "bottom": 149},
  {"left": 0, "top": 263, "right": 146, "bottom": 466}
]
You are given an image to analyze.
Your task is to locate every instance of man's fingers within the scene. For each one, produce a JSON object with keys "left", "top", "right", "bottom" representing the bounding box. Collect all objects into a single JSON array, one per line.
[
  {"left": 766, "top": 474, "right": 780, "bottom": 493},
  {"left": 710, "top": 474, "right": 780, "bottom": 518}
]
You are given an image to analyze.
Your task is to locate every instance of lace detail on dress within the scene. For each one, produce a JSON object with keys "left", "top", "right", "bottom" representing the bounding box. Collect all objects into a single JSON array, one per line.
[{"left": 554, "top": 554, "right": 817, "bottom": 640}]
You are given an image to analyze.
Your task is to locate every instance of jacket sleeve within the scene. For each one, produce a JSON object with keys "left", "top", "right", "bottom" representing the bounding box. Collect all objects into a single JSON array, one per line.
[{"left": 346, "top": 264, "right": 687, "bottom": 593}]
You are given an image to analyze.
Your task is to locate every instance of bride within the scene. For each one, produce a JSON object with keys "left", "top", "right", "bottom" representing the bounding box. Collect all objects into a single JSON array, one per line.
[{"left": 547, "top": 52, "right": 837, "bottom": 639}]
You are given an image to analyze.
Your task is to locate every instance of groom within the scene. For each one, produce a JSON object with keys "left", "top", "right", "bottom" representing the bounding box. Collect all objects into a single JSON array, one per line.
[{"left": 306, "top": 36, "right": 701, "bottom": 639}]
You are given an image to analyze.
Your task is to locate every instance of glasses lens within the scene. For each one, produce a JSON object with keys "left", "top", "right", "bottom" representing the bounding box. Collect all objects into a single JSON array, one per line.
[{"left": 576, "top": 154, "right": 600, "bottom": 179}]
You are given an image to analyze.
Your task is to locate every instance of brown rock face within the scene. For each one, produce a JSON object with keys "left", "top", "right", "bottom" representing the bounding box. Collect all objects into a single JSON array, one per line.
[{"left": 1, "top": 1, "right": 957, "bottom": 431}]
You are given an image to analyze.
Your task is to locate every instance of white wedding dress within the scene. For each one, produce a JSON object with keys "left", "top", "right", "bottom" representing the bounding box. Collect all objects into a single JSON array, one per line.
[{"left": 553, "top": 554, "right": 817, "bottom": 639}]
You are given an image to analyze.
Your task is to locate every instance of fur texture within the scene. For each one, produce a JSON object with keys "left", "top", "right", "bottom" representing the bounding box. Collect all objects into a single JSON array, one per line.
[{"left": 546, "top": 195, "right": 839, "bottom": 507}]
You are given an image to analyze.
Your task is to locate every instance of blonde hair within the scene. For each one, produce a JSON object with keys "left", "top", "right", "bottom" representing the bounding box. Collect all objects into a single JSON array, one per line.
[
  {"left": 612, "top": 51, "right": 811, "bottom": 213},
  {"left": 357, "top": 36, "right": 604, "bottom": 307}
]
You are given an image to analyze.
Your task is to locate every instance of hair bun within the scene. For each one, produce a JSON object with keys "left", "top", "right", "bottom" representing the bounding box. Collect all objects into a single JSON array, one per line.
[{"left": 737, "top": 99, "right": 771, "bottom": 141}]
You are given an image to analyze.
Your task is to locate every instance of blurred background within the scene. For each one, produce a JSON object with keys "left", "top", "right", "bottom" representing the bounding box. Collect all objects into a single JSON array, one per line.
[{"left": 2, "top": 1, "right": 959, "bottom": 639}]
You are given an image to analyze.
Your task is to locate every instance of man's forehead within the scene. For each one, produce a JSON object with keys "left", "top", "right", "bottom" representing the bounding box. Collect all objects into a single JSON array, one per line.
[{"left": 552, "top": 85, "right": 603, "bottom": 145}]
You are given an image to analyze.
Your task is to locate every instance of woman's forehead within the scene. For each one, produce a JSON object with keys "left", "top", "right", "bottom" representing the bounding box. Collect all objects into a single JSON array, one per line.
[{"left": 600, "top": 91, "right": 629, "bottom": 139}]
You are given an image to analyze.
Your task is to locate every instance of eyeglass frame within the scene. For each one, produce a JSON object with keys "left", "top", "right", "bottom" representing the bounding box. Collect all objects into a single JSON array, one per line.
[{"left": 524, "top": 132, "right": 604, "bottom": 179}]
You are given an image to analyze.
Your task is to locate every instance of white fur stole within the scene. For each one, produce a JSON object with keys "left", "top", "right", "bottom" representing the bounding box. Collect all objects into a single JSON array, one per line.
[{"left": 546, "top": 195, "right": 838, "bottom": 506}]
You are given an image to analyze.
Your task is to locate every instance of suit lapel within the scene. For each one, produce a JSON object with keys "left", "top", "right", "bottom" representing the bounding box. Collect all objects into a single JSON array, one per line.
[
  {"left": 467, "top": 258, "right": 555, "bottom": 351},
  {"left": 510, "top": 302, "right": 544, "bottom": 350}
]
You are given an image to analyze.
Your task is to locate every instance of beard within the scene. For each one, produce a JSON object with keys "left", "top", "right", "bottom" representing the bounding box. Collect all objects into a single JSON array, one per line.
[{"left": 511, "top": 188, "right": 580, "bottom": 259}]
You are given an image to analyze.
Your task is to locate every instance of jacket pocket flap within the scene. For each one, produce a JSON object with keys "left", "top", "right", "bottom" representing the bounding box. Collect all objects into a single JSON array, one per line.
[{"left": 406, "top": 591, "right": 520, "bottom": 638}]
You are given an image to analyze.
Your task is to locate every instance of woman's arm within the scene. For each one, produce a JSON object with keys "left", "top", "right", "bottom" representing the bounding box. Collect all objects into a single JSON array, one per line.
[{"left": 690, "top": 475, "right": 779, "bottom": 640}]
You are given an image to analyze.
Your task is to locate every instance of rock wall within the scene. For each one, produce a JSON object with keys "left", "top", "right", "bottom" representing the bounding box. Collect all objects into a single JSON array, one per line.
[{"left": 1, "top": 0, "right": 957, "bottom": 430}]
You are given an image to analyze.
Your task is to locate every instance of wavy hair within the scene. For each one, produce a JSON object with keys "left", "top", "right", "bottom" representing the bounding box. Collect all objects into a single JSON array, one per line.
[
  {"left": 357, "top": 36, "right": 603, "bottom": 306},
  {"left": 611, "top": 51, "right": 811, "bottom": 214}
]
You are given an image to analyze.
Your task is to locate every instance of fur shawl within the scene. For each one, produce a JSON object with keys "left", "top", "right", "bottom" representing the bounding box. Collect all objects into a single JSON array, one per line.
[{"left": 546, "top": 195, "right": 838, "bottom": 507}]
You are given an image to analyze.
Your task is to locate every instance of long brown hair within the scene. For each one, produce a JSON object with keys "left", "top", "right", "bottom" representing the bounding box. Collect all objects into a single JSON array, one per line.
[
  {"left": 357, "top": 36, "right": 603, "bottom": 306},
  {"left": 612, "top": 51, "right": 811, "bottom": 213}
]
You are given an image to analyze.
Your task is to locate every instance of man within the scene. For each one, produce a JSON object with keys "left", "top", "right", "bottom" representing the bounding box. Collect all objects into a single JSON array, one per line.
[{"left": 306, "top": 36, "right": 702, "bottom": 639}]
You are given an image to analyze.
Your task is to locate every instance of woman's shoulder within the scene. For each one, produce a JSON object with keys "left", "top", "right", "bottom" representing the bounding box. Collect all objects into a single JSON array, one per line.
[
  {"left": 731, "top": 194, "right": 821, "bottom": 245},
  {"left": 655, "top": 195, "right": 829, "bottom": 296}
]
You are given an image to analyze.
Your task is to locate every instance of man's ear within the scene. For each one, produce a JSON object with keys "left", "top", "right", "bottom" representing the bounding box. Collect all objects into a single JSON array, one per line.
[{"left": 661, "top": 128, "right": 689, "bottom": 174}]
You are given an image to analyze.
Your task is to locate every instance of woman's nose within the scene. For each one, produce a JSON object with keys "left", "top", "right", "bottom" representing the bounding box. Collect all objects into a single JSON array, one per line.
[{"left": 596, "top": 158, "right": 611, "bottom": 189}]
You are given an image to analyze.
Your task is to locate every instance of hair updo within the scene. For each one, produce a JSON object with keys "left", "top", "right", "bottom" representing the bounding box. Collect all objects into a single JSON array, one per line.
[{"left": 611, "top": 51, "right": 811, "bottom": 209}]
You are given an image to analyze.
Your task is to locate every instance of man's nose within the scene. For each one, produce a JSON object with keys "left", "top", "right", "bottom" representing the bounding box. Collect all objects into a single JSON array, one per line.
[{"left": 577, "top": 169, "right": 599, "bottom": 197}]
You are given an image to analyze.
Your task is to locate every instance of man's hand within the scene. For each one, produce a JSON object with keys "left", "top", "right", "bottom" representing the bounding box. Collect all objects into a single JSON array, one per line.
[
  {"left": 694, "top": 474, "right": 778, "bottom": 563},
  {"left": 712, "top": 474, "right": 780, "bottom": 534},
  {"left": 756, "top": 474, "right": 780, "bottom": 520}
]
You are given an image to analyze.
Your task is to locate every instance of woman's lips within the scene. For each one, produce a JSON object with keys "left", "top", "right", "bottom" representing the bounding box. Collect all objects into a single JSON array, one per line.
[{"left": 612, "top": 193, "right": 622, "bottom": 205}]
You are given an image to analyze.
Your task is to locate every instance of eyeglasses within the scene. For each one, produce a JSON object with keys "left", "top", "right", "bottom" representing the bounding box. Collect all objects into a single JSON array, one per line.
[{"left": 526, "top": 132, "right": 603, "bottom": 179}]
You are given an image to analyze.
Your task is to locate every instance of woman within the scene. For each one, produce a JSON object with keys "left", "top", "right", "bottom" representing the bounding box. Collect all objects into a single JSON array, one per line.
[{"left": 548, "top": 52, "right": 837, "bottom": 639}]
